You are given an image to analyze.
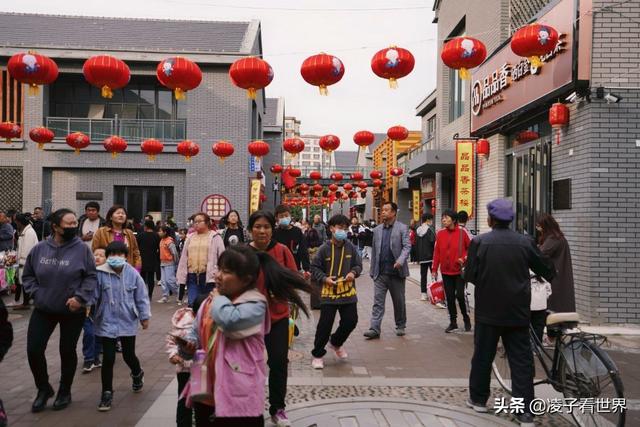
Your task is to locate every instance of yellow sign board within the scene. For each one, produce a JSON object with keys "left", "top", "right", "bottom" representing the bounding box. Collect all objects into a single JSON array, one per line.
[
  {"left": 455, "top": 140, "right": 475, "bottom": 217},
  {"left": 412, "top": 190, "right": 421, "bottom": 222},
  {"left": 249, "top": 179, "right": 261, "bottom": 214}
]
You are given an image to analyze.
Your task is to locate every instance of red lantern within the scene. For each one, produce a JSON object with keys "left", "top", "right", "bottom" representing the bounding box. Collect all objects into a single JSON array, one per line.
[
  {"left": 140, "top": 138, "right": 164, "bottom": 161},
  {"left": 300, "top": 53, "right": 345, "bottom": 95},
  {"left": 248, "top": 140, "right": 270, "bottom": 159},
  {"left": 476, "top": 138, "right": 490, "bottom": 169},
  {"left": 260, "top": 194, "right": 267, "bottom": 203},
  {"left": 83, "top": 55, "right": 130, "bottom": 99},
  {"left": 341, "top": 193, "right": 350, "bottom": 201},
  {"left": 357, "top": 181, "right": 368, "bottom": 190},
  {"left": 312, "top": 183, "right": 323, "bottom": 193},
  {"left": 330, "top": 172, "right": 343, "bottom": 182},
  {"left": 7, "top": 52, "right": 58, "bottom": 95},
  {"left": 309, "top": 171, "right": 322, "bottom": 181},
  {"left": 103, "top": 136, "right": 127, "bottom": 158},
  {"left": 299, "top": 183, "right": 310, "bottom": 192},
  {"left": 289, "top": 168, "right": 301, "bottom": 178},
  {"left": 270, "top": 164, "right": 283, "bottom": 174},
  {"left": 157, "top": 57, "right": 202, "bottom": 100},
  {"left": 391, "top": 167, "right": 404, "bottom": 177},
  {"left": 212, "top": 140, "right": 235, "bottom": 164},
  {"left": 370, "top": 170, "right": 383, "bottom": 180},
  {"left": 349, "top": 191, "right": 358, "bottom": 199},
  {"left": 29, "top": 127, "right": 55, "bottom": 149},
  {"left": 343, "top": 183, "right": 353, "bottom": 191},
  {"left": 440, "top": 37, "right": 487, "bottom": 80},
  {"left": 229, "top": 57, "right": 274, "bottom": 100},
  {"left": 0, "top": 122, "right": 22, "bottom": 144},
  {"left": 65, "top": 132, "right": 90, "bottom": 155},
  {"left": 372, "top": 178, "right": 383, "bottom": 188},
  {"left": 328, "top": 183, "right": 339, "bottom": 192},
  {"left": 371, "top": 46, "right": 415, "bottom": 88},
  {"left": 353, "top": 130, "right": 375, "bottom": 148},
  {"left": 177, "top": 140, "right": 200, "bottom": 162},
  {"left": 387, "top": 125, "right": 409, "bottom": 142},
  {"left": 319, "top": 135, "right": 340, "bottom": 153},
  {"left": 511, "top": 24, "right": 559, "bottom": 68},
  {"left": 283, "top": 138, "right": 305, "bottom": 157},
  {"left": 516, "top": 130, "right": 540, "bottom": 144},
  {"left": 350, "top": 172, "right": 364, "bottom": 181},
  {"left": 549, "top": 103, "right": 569, "bottom": 145},
  {"left": 312, "top": 197, "right": 320, "bottom": 205}
]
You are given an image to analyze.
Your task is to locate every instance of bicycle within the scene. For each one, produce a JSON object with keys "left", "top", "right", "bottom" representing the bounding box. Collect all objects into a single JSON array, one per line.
[{"left": 492, "top": 312, "right": 625, "bottom": 427}]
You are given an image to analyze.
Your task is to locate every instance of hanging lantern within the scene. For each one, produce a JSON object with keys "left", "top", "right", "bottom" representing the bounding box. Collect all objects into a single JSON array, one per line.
[
  {"left": 270, "top": 164, "right": 283, "bottom": 174},
  {"left": 357, "top": 181, "right": 368, "bottom": 190},
  {"left": 288, "top": 168, "right": 302, "bottom": 178},
  {"left": 83, "top": 55, "right": 130, "bottom": 98},
  {"left": 440, "top": 37, "right": 487, "bottom": 80},
  {"left": 309, "top": 170, "right": 322, "bottom": 181},
  {"left": 283, "top": 138, "right": 305, "bottom": 158},
  {"left": 353, "top": 130, "right": 375, "bottom": 149},
  {"left": 387, "top": 125, "right": 409, "bottom": 142},
  {"left": 549, "top": 103, "right": 570, "bottom": 145},
  {"left": 260, "top": 194, "right": 267, "bottom": 203},
  {"left": 328, "top": 183, "right": 339, "bottom": 192},
  {"left": 0, "top": 122, "right": 22, "bottom": 144},
  {"left": 229, "top": 57, "right": 274, "bottom": 99},
  {"left": 511, "top": 24, "right": 559, "bottom": 68},
  {"left": 65, "top": 132, "right": 90, "bottom": 155},
  {"left": 371, "top": 46, "right": 415, "bottom": 88},
  {"left": 312, "top": 197, "right": 320, "bottom": 205},
  {"left": 248, "top": 140, "right": 270, "bottom": 159},
  {"left": 29, "top": 127, "right": 55, "bottom": 149},
  {"left": 103, "top": 136, "right": 127, "bottom": 159},
  {"left": 330, "top": 172, "right": 343, "bottom": 182},
  {"left": 373, "top": 178, "right": 383, "bottom": 188},
  {"left": 349, "top": 191, "right": 358, "bottom": 199},
  {"left": 390, "top": 167, "right": 404, "bottom": 177},
  {"left": 370, "top": 170, "right": 383, "bottom": 180},
  {"left": 7, "top": 52, "right": 58, "bottom": 96},
  {"left": 212, "top": 140, "right": 235, "bottom": 164},
  {"left": 177, "top": 140, "right": 200, "bottom": 162},
  {"left": 299, "top": 183, "right": 310, "bottom": 192},
  {"left": 515, "top": 130, "right": 540, "bottom": 144},
  {"left": 343, "top": 183, "right": 353, "bottom": 191},
  {"left": 350, "top": 172, "right": 364, "bottom": 181},
  {"left": 341, "top": 193, "right": 350, "bottom": 201},
  {"left": 319, "top": 134, "right": 340, "bottom": 153},
  {"left": 140, "top": 138, "right": 164, "bottom": 161},
  {"left": 156, "top": 57, "right": 202, "bottom": 100},
  {"left": 431, "top": 199, "right": 437, "bottom": 214},
  {"left": 312, "top": 183, "right": 323, "bottom": 193},
  {"left": 476, "top": 138, "right": 490, "bottom": 168},
  {"left": 300, "top": 53, "right": 345, "bottom": 95}
]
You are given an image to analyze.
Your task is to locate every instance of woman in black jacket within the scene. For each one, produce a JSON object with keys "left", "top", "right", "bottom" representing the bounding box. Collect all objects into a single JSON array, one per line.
[{"left": 415, "top": 213, "right": 436, "bottom": 301}]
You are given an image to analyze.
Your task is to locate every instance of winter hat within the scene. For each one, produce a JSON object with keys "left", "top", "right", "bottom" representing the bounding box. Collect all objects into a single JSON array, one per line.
[
  {"left": 169, "top": 307, "right": 195, "bottom": 340},
  {"left": 487, "top": 199, "right": 514, "bottom": 222}
]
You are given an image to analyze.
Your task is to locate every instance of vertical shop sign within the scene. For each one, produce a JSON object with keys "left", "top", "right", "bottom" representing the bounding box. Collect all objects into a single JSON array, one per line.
[
  {"left": 412, "top": 190, "right": 421, "bottom": 222},
  {"left": 455, "top": 140, "right": 475, "bottom": 217},
  {"left": 249, "top": 179, "right": 262, "bottom": 214}
]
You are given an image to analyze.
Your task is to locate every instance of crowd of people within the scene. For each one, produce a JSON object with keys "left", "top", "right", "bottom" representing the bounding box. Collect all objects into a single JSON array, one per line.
[{"left": 0, "top": 198, "right": 576, "bottom": 427}]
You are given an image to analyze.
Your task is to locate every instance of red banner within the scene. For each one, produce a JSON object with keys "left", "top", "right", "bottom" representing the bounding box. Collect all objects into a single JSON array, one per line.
[{"left": 455, "top": 140, "right": 475, "bottom": 217}]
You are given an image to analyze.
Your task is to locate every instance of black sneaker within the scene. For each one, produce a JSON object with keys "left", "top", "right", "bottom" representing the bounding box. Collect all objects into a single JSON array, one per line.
[
  {"left": 93, "top": 357, "right": 102, "bottom": 369},
  {"left": 465, "top": 398, "right": 488, "bottom": 413},
  {"left": 515, "top": 412, "right": 535, "bottom": 427},
  {"left": 363, "top": 329, "right": 380, "bottom": 340},
  {"left": 82, "top": 360, "right": 94, "bottom": 373},
  {"left": 52, "top": 389, "right": 71, "bottom": 411},
  {"left": 131, "top": 370, "right": 144, "bottom": 393},
  {"left": 97, "top": 391, "right": 113, "bottom": 412},
  {"left": 31, "top": 385, "right": 54, "bottom": 413},
  {"left": 445, "top": 323, "right": 458, "bottom": 333},
  {"left": 464, "top": 319, "right": 472, "bottom": 332}
]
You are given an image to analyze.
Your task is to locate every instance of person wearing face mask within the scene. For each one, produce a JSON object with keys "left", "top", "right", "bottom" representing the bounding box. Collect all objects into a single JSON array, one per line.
[
  {"left": 94, "top": 241, "right": 151, "bottom": 412},
  {"left": 22, "top": 208, "right": 98, "bottom": 413},
  {"left": 310, "top": 214, "right": 362, "bottom": 370},
  {"left": 273, "top": 204, "right": 310, "bottom": 277}
]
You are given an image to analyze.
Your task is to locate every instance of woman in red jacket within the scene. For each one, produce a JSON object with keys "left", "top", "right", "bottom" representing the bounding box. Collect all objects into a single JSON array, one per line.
[{"left": 432, "top": 209, "right": 472, "bottom": 333}]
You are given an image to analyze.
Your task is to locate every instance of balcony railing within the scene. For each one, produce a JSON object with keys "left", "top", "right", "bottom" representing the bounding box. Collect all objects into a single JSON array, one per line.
[{"left": 46, "top": 117, "right": 187, "bottom": 142}]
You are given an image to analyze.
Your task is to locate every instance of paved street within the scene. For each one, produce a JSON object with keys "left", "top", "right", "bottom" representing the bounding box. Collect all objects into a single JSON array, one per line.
[{"left": 1, "top": 261, "right": 638, "bottom": 426}]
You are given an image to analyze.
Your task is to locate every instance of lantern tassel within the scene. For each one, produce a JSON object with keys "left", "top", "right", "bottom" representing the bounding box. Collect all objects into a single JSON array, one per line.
[
  {"left": 111, "top": 152, "right": 118, "bottom": 159},
  {"left": 218, "top": 157, "right": 225, "bottom": 165},
  {"left": 28, "top": 84, "right": 40, "bottom": 97},
  {"left": 556, "top": 129, "right": 561, "bottom": 145},
  {"left": 74, "top": 148, "right": 81, "bottom": 155},
  {"left": 148, "top": 154, "right": 156, "bottom": 162},
  {"left": 247, "top": 88, "right": 257, "bottom": 100},
  {"left": 319, "top": 85, "right": 328, "bottom": 96},
  {"left": 529, "top": 56, "right": 543, "bottom": 68},
  {"left": 388, "top": 78, "right": 398, "bottom": 89},
  {"left": 185, "top": 156, "right": 192, "bottom": 162},
  {"left": 101, "top": 85, "right": 114, "bottom": 99},
  {"left": 175, "top": 88, "right": 186, "bottom": 101},
  {"left": 459, "top": 68, "right": 471, "bottom": 80},
  {"left": 38, "top": 143, "right": 44, "bottom": 150},
  {"left": 5, "top": 138, "right": 10, "bottom": 144}
]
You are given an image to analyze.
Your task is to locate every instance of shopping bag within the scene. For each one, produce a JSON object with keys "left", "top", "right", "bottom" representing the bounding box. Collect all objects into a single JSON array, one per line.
[{"left": 428, "top": 280, "right": 445, "bottom": 305}]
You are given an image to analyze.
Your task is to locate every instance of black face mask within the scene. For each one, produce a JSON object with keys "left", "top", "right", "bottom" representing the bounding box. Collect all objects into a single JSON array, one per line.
[{"left": 61, "top": 227, "right": 78, "bottom": 241}]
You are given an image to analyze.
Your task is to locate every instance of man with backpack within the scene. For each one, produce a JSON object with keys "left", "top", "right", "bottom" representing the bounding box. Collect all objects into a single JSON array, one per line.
[{"left": 416, "top": 213, "right": 436, "bottom": 301}]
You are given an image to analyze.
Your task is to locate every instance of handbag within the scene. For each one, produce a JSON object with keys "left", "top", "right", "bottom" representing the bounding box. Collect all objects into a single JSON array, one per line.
[
  {"left": 530, "top": 271, "right": 552, "bottom": 311},
  {"left": 428, "top": 280, "right": 445, "bottom": 305}
]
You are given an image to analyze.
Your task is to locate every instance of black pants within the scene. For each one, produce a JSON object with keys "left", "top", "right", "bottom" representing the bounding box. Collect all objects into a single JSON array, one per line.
[
  {"left": 100, "top": 336, "right": 142, "bottom": 392},
  {"left": 179, "top": 283, "right": 186, "bottom": 302},
  {"left": 442, "top": 274, "right": 469, "bottom": 324},
  {"left": 419, "top": 262, "right": 432, "bottom": 293},
  {"left": 13, "top": 276, "right": 31, "bottom": 304},
  {"left": 141, "top": 271, "right": 156, "bottom": 299},
  {"left": 27, "top": 309, "right": 86, "bottom": 391},
  {"left": 469, "top": 322, "right": 534, "bottom": 412},
  {"left": 312, "top": 303, "right": 358, "bottom": 358},
  {"left": 193, "top": 403, "right": 263, "bottom": 427},
  {"left": 177, "top": 372, "right": 192, "bottom": 427},
  {"left": 530, "top": 310, "right": 547, "bottom": 344},
  {"left": 265, "top": 317, "right": 289, "bottom": 415}
]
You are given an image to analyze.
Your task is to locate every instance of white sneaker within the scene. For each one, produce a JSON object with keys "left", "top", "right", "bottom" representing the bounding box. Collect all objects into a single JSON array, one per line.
[
  {"left": 157, "top": 296, "right": 168, "bottom": 303},
  {"left": 420, "top": 293, "right": 428, "bottom": 301},
  {"left": 311, "top": 357, "right": 324, "bottom": 369},
  {"left": 177, "top": 300, "right": 183, "bottom": 306},
  {"left": 436, "top": 302, "right": 447, "bottom": 309},
  {"left": 329, "top": 344, "right": 348, "bottom": 359}
]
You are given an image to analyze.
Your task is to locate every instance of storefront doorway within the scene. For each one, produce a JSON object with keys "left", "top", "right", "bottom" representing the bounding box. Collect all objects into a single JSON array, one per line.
[{"left": 114, "top": 186, "right": 174, "bottom": 224}]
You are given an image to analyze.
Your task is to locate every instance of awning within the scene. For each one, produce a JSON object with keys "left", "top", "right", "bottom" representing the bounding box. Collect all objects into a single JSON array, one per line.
[{"left": 408, "top": 149, "right": 455, "bottom": 176}]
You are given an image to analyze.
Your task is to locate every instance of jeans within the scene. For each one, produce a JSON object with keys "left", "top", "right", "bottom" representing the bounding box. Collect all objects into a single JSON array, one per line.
[
  {"left": 312, "top": 303, "right": 358, "bottom": 358},
  {"left": 187, "top": 273, "right": 213, "bottom": 307},
  {"left": 141, "top": 271, "right": 156, "bottom": 300},
  {"left": 442, "top": 274, "right": 470, "bottom": 324},
  {"left": 265, "top": 318, "right": 289, "bottom": 415},
  {"left": 82, "top": 317, "right": 102, "bottom": 362},
  {"left": 369, "top": 274, "right": 406, "bottom": 333},
  {"left": 160, "top": 264, "right": 178, "bottom": 298},
  {"left": 27, "top": 309, "right": 86, "bottom": 391},
  {"left": 100, "top": 336, "right": 141, "bottom": 392},
  {"left": 419, "top": 262, "right": 432, "bottom": 293}
]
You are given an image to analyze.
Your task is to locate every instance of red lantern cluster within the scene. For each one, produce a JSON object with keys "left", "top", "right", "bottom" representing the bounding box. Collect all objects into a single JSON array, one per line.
[
  {"left": 212, "top": 140, "right": 235, "bottom": 164},
  {"left": 229, "top": 57, "right": 274, "bottom": 100},
  {"left": 319, "top": 135, "right": 340, "bottom": 153},
  {"left": 248, "top": 140, "right": 270, "bottom": 159},
  {"left": 441, "top": 37, "right": 487, "bottom": 80},
  {"left": 66, "top": 132, "right": 90, "bottom": 154},
  {"left": 29, "top": 127, "right": 55, "bottom": 149},
  {"left": 103, "top": 136, "right": 128, "bottom": 158},
  {"left": 300, "top": 53, "right": 345, "bottom": 95},
  {"left": 371, "top": 46, "right": 415, "bottom": 88},
  {"left": 312, "top": 183, "right": 323, "bottom": 192},
  {"left": 283, "top": 138, "right": 305, "bottom": 157},
  {"left": 0, "top": 123, "right": 22, "bottom": 144},
  {"left": 309, "top": 171, "right": 322, "bottom": 181},
  {"left": 270, "top": 164, "right": 283, "bottom": 174},
  {"left": 299, "top": 183, "right": 310, "bottom": 192},
  {"left": 7, "top": 52, "right": 58, "bottom": 95},
  {"left": 387, "top": 125, "right": 409, "bottom": 142},
  {"left": 549, "top": 103, "right": 569, "bottom": 145},
  {"left": 141, "top": 138, "right": 164, "bottom": 161},
  {"left": 83, "top": 55, "right": 130, "bottom": 99},
  {"left": 157, "top": 57, "right": 202, "bottom": 100},
  {"left": 511, "top": 24, "right": 559, "bottom": 68},
  {"left": 177, "top": 140, "right": 200, "bottom": 162}
]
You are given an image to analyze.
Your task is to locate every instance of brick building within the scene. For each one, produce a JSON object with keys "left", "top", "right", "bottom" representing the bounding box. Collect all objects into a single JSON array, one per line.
[{"left": 0, "top": 12, "right": 274, "bottom": 226}]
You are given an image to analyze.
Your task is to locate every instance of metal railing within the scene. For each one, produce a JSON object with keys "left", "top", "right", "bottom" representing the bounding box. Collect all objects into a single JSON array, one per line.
[{"left": 46, "top": 117, "right": 187, "bottom": 142}]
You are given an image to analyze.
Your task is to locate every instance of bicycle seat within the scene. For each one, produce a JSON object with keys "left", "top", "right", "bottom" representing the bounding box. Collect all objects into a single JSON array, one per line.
[{"left": 546, "top": 312, "right": 579, "bottom": 326}]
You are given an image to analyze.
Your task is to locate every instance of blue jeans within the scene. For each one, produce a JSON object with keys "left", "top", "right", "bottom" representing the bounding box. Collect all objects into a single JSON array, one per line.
[
  {"left": 160, "top": 264, "right": 178, "bottom": 298},
  {"left": 82, "top": 317, "right": 102, "bottom": 362},
  {"left": 186, "top": 273, "right": 214, "bottom": 307}
]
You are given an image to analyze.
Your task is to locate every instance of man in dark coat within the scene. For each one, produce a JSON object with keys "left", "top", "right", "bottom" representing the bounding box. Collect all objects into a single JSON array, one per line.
[
  {"left": 463, "top": 199, "right": 554, "bottom": 427},
  {"left": 136, "top": 220, "right": 160, "bottom": 299},
  {"left": 415, "top": 213, "right": 436, "bottom": 301}
]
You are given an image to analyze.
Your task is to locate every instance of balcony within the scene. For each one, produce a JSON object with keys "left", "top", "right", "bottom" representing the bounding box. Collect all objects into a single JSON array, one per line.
[{"left": 46, "top": 117, "right": 187, "bottom": 142}]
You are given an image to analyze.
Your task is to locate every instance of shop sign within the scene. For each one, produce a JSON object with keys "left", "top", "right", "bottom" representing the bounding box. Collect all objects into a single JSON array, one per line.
[
  {"left": 412, "top": 190, "right": 421, "bottom": 222},
  {"left": 421, "top": 177, "right": 435, "bottom": 198},
  {"left": 455, "top": 140, "right": 474, "bottom": 217},
  {"left": 249, "top": 179, "right": 261, "bottom": 214},
  {"left": 201, "top": 194, "right": 231, "bottom": 222}
]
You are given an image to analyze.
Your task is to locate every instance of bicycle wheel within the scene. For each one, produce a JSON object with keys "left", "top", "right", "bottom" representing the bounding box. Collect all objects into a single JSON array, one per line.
[
  {"left": 492, "top": 337, "right": 512, "bottom": 395},
  {"left": 559, "top": 339, "right": 625, "bottom": 427}
]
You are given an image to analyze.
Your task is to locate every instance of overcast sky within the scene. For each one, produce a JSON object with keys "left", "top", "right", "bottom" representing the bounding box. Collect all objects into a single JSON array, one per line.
[{"left": 3, "top": 0, "right": 438, "bottom": 151}]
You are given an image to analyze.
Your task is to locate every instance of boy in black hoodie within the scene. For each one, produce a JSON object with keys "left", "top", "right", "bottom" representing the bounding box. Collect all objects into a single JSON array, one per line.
[
  {"left": 273, "top": 204, "right": 310, "bottom": 276},
  {"left": 310, "top": 214, "right": 362, "bottom": 369}
]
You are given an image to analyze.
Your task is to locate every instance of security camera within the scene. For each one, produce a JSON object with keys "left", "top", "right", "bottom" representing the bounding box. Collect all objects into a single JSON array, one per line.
[
  {"left": 565, "top": 92, "right": 578, "bottom": 103},
  {"left": 604, "top": 93, "right": 621, "bottom": 104}
]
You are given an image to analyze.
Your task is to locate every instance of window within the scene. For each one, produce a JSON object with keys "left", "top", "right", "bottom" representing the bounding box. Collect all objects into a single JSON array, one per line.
[
  {"left": 114, "top": 186, "right": 174, "bottom": 223},
  {"left": 447, "top": 20, "right": 466, "bottom": 122}
]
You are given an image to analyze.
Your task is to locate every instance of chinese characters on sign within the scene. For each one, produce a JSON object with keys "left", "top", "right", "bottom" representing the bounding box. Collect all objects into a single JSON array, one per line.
[
  {"left": 455, "top": 140, "right": 474, "bottom": 217},
  {"left": 412, "top": 190, "right": 421, "bottom": 222},
  {"left": 249, "top": 179, "right": 261, "bottom": 214}
]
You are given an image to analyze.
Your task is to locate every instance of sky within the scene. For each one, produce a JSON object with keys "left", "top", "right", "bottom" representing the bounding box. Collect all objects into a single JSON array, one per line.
[{"left": 3, "top": 0, "right": 438, "bottom": 151}]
